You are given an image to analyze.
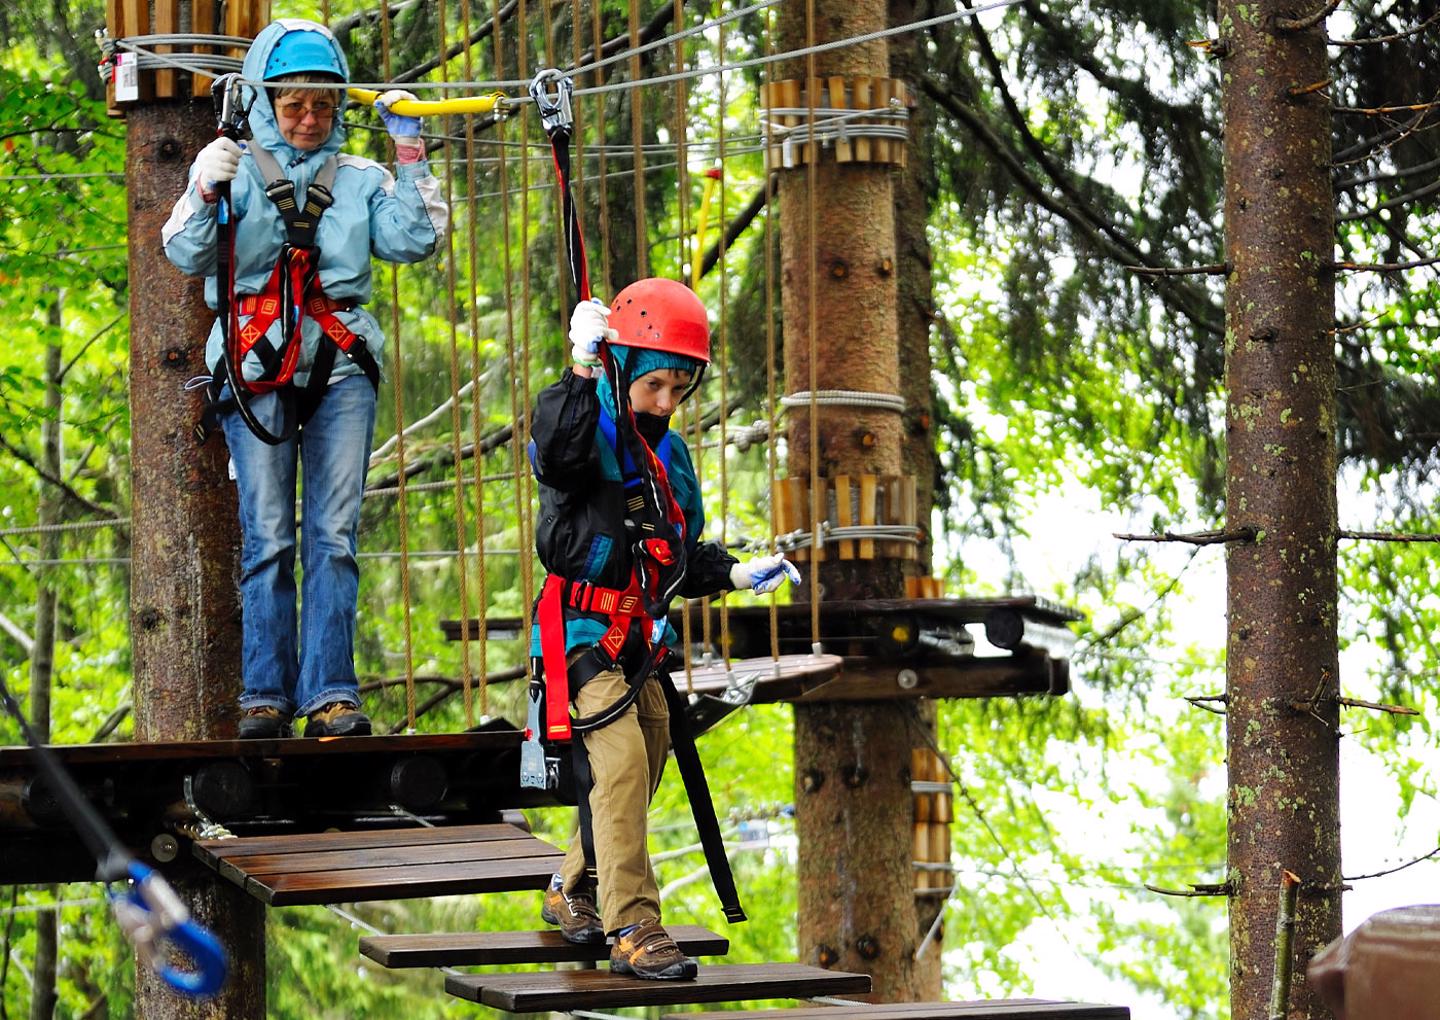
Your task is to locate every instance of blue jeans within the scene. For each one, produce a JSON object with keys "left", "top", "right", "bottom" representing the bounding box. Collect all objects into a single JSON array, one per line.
[{"left": 222, "top": 376, "right": 376, "bottom": 717}]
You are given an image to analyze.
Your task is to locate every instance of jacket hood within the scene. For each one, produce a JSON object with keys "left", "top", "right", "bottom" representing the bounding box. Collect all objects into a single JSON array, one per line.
[{"left": 243, "top": 19, "right": 350, "bottom": 168}]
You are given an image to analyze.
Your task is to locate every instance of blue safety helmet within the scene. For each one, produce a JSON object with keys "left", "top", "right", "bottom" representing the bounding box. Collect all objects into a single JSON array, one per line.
[{"left": 264, "top": 27, "right": 346, "bottom": 81}]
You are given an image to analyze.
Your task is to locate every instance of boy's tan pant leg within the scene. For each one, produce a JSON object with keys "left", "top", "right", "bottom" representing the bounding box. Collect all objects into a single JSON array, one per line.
[{"left": 558, "top": 669, "right": 671, "bottom": 931}]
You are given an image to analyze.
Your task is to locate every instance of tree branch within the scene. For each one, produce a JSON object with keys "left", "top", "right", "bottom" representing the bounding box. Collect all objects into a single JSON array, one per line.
[
  {"left": 0, "top": 611, "right": 34, "bottom": 657},
  {"left": 921, "top": 76, "right": 1223, "bottom": 337},
  {"left": 1329, "top": 10, "right": 1440, "bottom": 46},
  {"left": 1185, "top": 693, "right": 1228, "bottom": 716},
  {"left": 1114, "top": 527, "right": 1258, "bottom": 545},
  {"left": 0, "top": 435, "right": 113, "bottom": 519},
  {"left": 1340, "top": 530, "right": 1440, "bottom": 542},
  {"left": 1332, "top": 255, "right": 1440, "bottom": 272},
  {"left": 1145, "top": 881, "right": 1234, "bottom": 897},
  {"left": 1336, "top": 176, "right": 1440, "bottom": 223},
  {"left": 1276, "top": 0, "right": 1343, "bottom": 32},
  {"left": 1344, "top": 844, "right": 1440, "bottom": 881},
  {"left": 1125, "top": 263, "right": 1229, "bottom": 277},
  {"left": 698, "top": 184, "right": 769, "bottom": 280},
  {"left": 1268, "top": 870, "right": 1301, "bottom": 1020}
]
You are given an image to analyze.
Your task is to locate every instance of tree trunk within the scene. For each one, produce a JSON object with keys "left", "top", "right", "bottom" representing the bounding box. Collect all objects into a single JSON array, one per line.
[
  {"left": 28, "top": 313, "right": 61, "bottom": 1020},
  {"left": 777, "top": 2, "right": 922, "bottom": 1002},
  {"left": 1219, "top": 6, "right": 1341, "bottom": 1020},
  {"left": 126, "top": 98, "right": 261, "bottom": 1020},
  {"left": 888, "top": 0, "right": 942, "bottom": 997}
]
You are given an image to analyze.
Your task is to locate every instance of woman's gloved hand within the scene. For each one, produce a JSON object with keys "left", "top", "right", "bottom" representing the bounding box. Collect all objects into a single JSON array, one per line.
[
  {"left": 729, "top": 554, "right": 801, "bottom": 594},
  {"left": 195, "top": 136, "right": 243, "bottom": 201},
  {"left": 569, "top": 298, "right": 617, "bottom": 368},
  {"left": 375, "top": 89, "right": 424, "bottom": 163}
]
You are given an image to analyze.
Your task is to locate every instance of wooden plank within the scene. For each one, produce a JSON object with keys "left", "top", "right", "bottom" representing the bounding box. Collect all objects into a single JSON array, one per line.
[
  {"left": 191, "top": 0, "right": 216, "bottom": 97},
  {"left": 852, "top": 76, "right": 873, "bottom": 162},
  {"left": 253, "top": 854, "right": 561, "bottom": 905},
  {"left": 799, "top": 658, "right": 1055, "bottom": 703},
  {"left": 361, "top": 924, "right": 728, "bottom": 968},
  {"left": 873, "top": 79, "right": 892, "bottom": 163},
  {"left": 218, "top": 836, "right": 546, "bottom": 883},
  {"left": 834, "top": 474, "right": 854, "bottom": 559},
  {"left": 858, "top": 474, "right": 877, "bottom": 559},
  {"left": 780, "top": 79, "right": 801, "bottom": 167},
  {"left": 829, "top": 75, "right": 851, "bottom": 162},
  {"left": 195, "top": 823, "right": 528, "bottom": 863},
  {"left": 0, "top": 730, "right": 519, "bottom": 769},
  {"left": 153, "top": 0, "right": 177, "bottom": 98},
  {"left": 665, "top": 1000, "right": 1130, "bottom": 1020},
  {"left": 893, "top": 79, "right": 910, "bottom": 168},
  {"left": 448, "top": 962, "right": 871, "bottom": 1011}
]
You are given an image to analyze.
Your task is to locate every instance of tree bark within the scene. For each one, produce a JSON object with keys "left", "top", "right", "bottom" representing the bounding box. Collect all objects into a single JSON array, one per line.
[
  {"left": 1219, "top": 5, "right": 1341, "bottom": 1020},
  {"left": 777, "top": 1, "right": 922, "bottom": 1002},
  {"left": 126, "top": 97, "right": 260, "bottom": 1019},
  {"left": 28, "top": 311, "right": 61, "bottom": 1020},
  {"left": 889, "top": 0, "right": 942, "bottom": 997}
]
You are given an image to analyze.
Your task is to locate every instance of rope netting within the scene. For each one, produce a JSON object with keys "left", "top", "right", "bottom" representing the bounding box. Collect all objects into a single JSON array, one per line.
[{"left": 20, "top": 0, "right": 967, "bottom": 732}]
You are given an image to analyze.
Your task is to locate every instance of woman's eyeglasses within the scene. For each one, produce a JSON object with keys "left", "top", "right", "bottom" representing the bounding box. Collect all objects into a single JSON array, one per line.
[{"left": 276, "top": 100, "right": 337, "bottom": 120}]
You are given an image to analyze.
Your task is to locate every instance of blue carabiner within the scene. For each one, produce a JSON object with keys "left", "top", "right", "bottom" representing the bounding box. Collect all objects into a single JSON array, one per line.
[{"left": 111, "top": 862, "right": 229, "bottom": 998}]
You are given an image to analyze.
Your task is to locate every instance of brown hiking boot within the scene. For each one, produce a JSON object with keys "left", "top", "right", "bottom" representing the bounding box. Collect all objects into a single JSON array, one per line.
[
  {"left": 609, "top": 919, "right": 698, "bottom": 981},
  {"left": 238, "top": 706, "right": 291, "bottom": 739},
  {"left": 303, "top": 701, "right": 372, "bottom": 737},
  {"left": 540, "top": 876, "right": 605, "bottom": 944}
]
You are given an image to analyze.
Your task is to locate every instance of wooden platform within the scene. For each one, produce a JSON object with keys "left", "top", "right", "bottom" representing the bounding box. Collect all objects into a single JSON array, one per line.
[
  {"left": 194, "top": 822, "right": 562, "bottom": 906},
  {"left": 445, "top": 962, "right": 871, "bottom": 1010},
  {"left": 665, "top": 999, "right": 1130, "bottom": 1019},
  {"left": 360, "top": 924, "right": 729, "bottom": 967}
]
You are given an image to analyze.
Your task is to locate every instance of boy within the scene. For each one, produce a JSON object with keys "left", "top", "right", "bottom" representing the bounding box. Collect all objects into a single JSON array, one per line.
[{"left": 529, "top": 278, "right": 798, "bottom": 979}]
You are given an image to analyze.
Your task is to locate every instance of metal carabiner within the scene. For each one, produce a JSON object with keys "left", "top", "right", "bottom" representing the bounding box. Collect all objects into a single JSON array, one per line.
[
  {"left": 210, "top": 72, "right": 253, "bottom": 141},
  {"left": 110, "top": 862, "right": 229, "bottom": 998},
  {"left": 528, "top": 68, "right": 574, "bottom": 134}
]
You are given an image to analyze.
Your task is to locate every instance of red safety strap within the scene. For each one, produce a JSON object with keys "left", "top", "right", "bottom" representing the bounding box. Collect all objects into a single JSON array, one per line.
[
  {"left": 538, "top": 573, "right": 654, "bottom": 742},
  {"left": 233, "top": 255, "right": 359, "bottom": 393}
]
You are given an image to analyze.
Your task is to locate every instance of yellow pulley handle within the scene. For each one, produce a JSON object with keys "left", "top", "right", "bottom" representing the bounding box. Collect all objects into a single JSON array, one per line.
[
  {"left": 690, "top": 166, "right": 723, "bottom": 291},
  {"left": 347, "top": 88, "right": 509, "bottom": 117}
]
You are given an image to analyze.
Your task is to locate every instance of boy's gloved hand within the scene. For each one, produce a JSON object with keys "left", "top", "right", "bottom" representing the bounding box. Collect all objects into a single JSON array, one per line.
[
  {"left": 569, "top": 298, "right": 617, "bottom": 367},
  {"left": 375, "top": 90, "right": 425, "bottom": 163},
  {"left": 195, "top": 136, "right": 242, "bottom": 201},
  {"left": 729, "top": 554, "right": 801, "bottom": 594}
]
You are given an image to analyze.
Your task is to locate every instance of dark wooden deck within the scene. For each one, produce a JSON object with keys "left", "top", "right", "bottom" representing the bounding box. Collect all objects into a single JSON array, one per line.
[
  {"left": 445, "top": 962, "right": 872, "bottom": 1010},
  {"left": 665, "top": 999, "right": 1131, "bottom": 1019},
  {"left": 194, "top": 822, "right": 562, "bottom": 905},
  {"left": 360, "top": 924, "right": 729, "bottom": 967}
]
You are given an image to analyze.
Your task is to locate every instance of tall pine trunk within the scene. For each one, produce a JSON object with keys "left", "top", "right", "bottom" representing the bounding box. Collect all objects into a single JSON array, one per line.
[
  {"left": 1219, "top": 5, "right": 1341, "bottom": 1019},
  {"left": 777, "top": 1, "right": 924, "bottom": 1001},
  {"left": 28, "top": 304, "right": 62, "bottom": 1020}
]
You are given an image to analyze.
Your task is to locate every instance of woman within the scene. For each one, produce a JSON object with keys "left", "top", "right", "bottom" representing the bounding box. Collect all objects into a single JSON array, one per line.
[{"left": 163, "top": 19, "right": 448, "bottom": 738}]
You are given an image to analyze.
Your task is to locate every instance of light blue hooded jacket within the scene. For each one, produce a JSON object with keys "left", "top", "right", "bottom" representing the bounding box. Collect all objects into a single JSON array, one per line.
[{"left": 162, "top": 19, "right": 449, "bottom": 387}]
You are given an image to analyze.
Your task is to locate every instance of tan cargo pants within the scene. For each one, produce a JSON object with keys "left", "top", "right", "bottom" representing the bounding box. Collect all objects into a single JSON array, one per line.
[{"left": 558, "top": 667, "right": 670, "bottom": 933}]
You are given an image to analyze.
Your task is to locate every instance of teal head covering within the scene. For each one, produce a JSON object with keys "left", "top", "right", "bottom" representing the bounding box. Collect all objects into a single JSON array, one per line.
[{"left": 597, "top": 344, "right": 701, "bottom": 419}]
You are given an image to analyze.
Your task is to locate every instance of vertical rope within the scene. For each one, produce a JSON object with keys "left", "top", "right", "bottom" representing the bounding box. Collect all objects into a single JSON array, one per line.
[
  {"left": 540, "top": 0, "right": 568, "bottom": 317},
  {"left": 514, "top": 0, "right": 538, "bottom": 678},
  {"left": 763, "top": 4, "right": 780, "bottom": 666},
  {"left": 592, "top": 0, "right": 613, "bottom": 296},
  {"left": 627, "top": 0, "right": 648, "bottom": 276},
  {"left": 804, "top": 0, "right": 821, "bottom": 655},
  {"left": 381, "top": 0, "right": 418, "bottom": 728},
  {"left": 572, "top": 0, "right": 586, "bottom": 262},
  {"left": 437, "top": 0, "right": 476, "bottom": 729},
  {"left": 463, "top": 0, "right": 489, "bottom": 719},
  {"left": 715, "top": 7, "right": 732, "bottom": 672},
  {"left": 673, "top": 0, "right": 696, "bottom": 693}
]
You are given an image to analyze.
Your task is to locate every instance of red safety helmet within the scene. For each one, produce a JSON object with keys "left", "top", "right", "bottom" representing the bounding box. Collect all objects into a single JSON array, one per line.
[{"left": 608, "top": 278, "right": 711, "bottom": 366}]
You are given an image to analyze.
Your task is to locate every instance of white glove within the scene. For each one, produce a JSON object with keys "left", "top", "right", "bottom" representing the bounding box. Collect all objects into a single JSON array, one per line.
[
  {"left": 730, "top": 554, "right": 801, "bottom": 595},
  {"left": 569, "top": 298, "right": 617, "bottom": 367},
  {"left": 195, "top": 136, "right": 242, "bottom": 199}
]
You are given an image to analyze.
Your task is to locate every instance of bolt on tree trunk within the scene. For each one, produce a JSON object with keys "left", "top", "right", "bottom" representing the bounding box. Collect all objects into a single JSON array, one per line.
[
  {"left": 1219, "top": 5, "right": 1341, "bottom": 1020},
  {"left": 776, "top": 0, "right": 925, "bottom": 1002},
  {"left": 127, "top": 98, "right": 262, "bottom": 1019}
]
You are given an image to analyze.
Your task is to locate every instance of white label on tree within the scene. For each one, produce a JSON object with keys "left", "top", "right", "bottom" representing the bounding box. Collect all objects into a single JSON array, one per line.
[{"left": 114, "top": 53, "right": 139, "bottom": 102}]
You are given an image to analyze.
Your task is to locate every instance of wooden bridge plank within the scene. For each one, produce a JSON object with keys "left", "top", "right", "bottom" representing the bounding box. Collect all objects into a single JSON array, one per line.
[
  {"left": 195, "top": 822, "right": 524, "bottom": 866},
  {"left": 253, "top": 854, "right": 561, "bottom": 906},
  {"left": 360, "top": 925, "right": 728, "bottom": 968},
  {"left": 218, "top": 837, "right": 545, "bottom": 883},
  {"left": 663, "top": 1001, "right": 1130, "bottom": 1020},
  {"left": 446, "top": 962, "right": 870, "bottom": 1011}
]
